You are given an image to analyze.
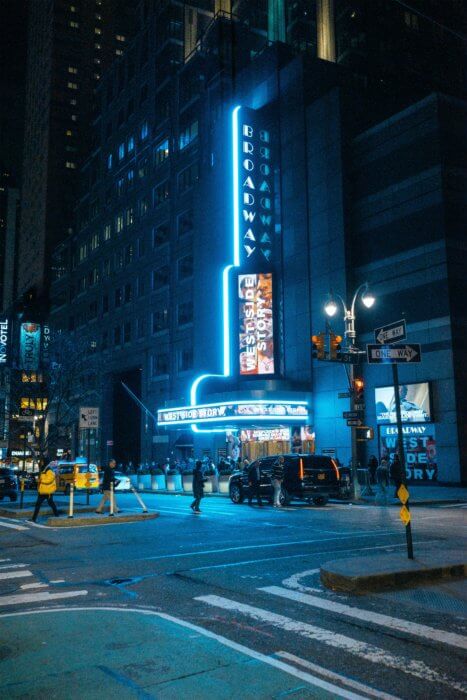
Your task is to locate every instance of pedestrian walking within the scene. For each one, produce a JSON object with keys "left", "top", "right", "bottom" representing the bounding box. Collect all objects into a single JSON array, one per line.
[
  {"left": 390, "top": 454, "right": 405, "bottom": 497},
  {"left": 248, "top": 461, "right": 263, "bottom": 506},
  {"left": 31, "top": 463, "right": 59, "bottom": 522},
  {"left": 376, "top": 458, "right": 389, "bottom": 500},
  {"left": 368, "top": 455, "right": 378, "bottom": 484},
  {"left": 95, "top": 459, "right": 120, "bottom": 514},
  {"left": 190, "top": 460, "right": 206, "bottom": 513},
  {"left": 272, "top": 455, "right": 284, "bottom": 507}
]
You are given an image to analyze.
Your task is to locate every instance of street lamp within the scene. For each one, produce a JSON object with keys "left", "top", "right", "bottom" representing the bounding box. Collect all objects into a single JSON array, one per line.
[{"left": 324, "top": 282, "right": 375, "bottom": 498}]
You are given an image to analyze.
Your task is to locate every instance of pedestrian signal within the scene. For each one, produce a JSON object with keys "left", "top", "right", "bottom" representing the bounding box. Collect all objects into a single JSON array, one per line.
[
  {"left": 312, "top": 333, "right": 325, "bottom": 360},
  {"left": 353, "top": 378, "right": 364, "bottom": 401}
]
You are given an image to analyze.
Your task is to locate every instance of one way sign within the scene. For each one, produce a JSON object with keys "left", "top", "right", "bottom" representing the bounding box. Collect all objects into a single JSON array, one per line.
[
  {"left": 366, "top": 344, "right": 421, "bottom": 364},
  {"left": 374, "top": 319, "right": 406, "bottom": 345}
]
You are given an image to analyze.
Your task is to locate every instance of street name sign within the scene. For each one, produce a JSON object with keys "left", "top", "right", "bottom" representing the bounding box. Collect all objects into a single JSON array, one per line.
[
  {"left": 366, "top": 343, "right": 421, "bottom": 364},
  {"left": 343, "top": 411, "right": 362, "bottom": 419},
  {"left": 79, "top": 406, "right": 100, "bottom": 429},
  {"left": 347, "top": 419, "right": 363, "bottom": 427},
  {"left": 374, "top": 319, "right": 406, "bottom": 345},
  {"left": 354, "top": 403, "right": 365, "bottom": 411}
]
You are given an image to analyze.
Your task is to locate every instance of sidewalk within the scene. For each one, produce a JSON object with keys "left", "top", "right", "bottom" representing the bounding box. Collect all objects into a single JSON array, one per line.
[{"left": 356, "top": 484, "right": 467, "bottom": 506}]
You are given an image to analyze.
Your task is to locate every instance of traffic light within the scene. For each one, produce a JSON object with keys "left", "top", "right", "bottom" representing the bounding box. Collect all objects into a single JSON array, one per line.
[
  {"left": 312, "top": 333, "right": 325, "bottom": 360},
  {"left": 329, "top": 333, "right": 343, "bottom": 360},
  {"left": 353, "top": 378, "right": 364, "bottom": 402}
]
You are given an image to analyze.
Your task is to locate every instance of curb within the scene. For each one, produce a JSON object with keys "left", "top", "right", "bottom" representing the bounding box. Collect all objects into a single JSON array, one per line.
[
  {"left": 0, "top": 505, "right": 96, "bottom": 520},
  {"left": 320, "top": 556, "right": 467, "bottom": 594},
  {"left": 46, "top": 512, "right": 159, "bottom": 527}
]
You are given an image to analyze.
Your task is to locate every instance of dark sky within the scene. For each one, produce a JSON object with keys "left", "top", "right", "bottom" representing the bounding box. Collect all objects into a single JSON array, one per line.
[{"left": 0, "top": 0, "right": 28, "bottom": 185}]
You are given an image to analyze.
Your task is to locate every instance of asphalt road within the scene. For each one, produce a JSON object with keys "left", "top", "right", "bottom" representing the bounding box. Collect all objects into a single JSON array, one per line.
[{"left": 0, "top": 493, "right": 466, "bottom": 699}]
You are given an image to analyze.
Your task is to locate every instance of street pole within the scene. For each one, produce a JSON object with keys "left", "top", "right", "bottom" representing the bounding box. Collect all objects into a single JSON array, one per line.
[
  {"left": 344, "top": 307, "right": 360, "bottom": 499},
  {"left": 392, "top": 363, "right": 414, "bottom": 559},
  {"left": 86, "top": 429, "right": 91, "bottom": 505}
]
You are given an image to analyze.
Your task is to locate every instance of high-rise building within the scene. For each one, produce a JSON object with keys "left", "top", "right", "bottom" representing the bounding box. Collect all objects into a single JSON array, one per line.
[
  {"left": 0, "top": 171, "right": 20, "bottom": 313},
  {"left": 16, "top": 0, "right": 136, "bottom": 302},
  {"left": 48, "top": 0, "right": 466, "bottom": 482}
]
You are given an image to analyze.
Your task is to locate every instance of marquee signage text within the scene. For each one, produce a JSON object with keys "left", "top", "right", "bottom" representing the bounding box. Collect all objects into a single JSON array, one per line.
[{"left": 158, "top": 401, "right": 309, "bottom": 426}]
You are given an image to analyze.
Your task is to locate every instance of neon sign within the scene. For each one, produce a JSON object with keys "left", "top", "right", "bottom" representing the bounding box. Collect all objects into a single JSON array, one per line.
[
  {"left": 158, "top": 400, "right": 309, "bottom": 427},
  {"left": 240, "top": 428, "right": 291, "bottom": 442},
  {"left": 238, "top": 272, "right": 274, "bottom": 375},
  {"left": 0, "top": 318, "right": 9, "bottom": 364}
]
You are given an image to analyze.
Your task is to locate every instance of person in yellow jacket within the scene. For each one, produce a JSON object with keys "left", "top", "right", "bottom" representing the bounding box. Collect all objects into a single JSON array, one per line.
[{"left": 31, "top": 463, "right": 60, "bottom": 522}]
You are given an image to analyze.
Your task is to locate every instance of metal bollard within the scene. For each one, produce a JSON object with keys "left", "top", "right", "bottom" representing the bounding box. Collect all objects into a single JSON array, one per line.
[
  {"left": 130, "top": 486, "right": 148, "bottom": 513},
  {"left": 20, "top": 478, "right": 25, "bottom": 509},
  {"left": 109, "top": 481, "right": 115, "bottom": 517},
  {"left": 68, "top": 483, "right": 74, "bottom": 519}
]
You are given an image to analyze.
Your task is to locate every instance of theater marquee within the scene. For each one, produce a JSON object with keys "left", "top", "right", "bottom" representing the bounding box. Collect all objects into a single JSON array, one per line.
[
  {"left": 158, "top": 400, "right": 309, "bottom": 427},
  {"left": 238, "top": 272, "right": 274, "bottom": 375}
]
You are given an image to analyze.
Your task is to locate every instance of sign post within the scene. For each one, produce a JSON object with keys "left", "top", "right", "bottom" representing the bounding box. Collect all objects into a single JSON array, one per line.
[{"left": 393, "top": 363, "right": 414, "bottom": 559}]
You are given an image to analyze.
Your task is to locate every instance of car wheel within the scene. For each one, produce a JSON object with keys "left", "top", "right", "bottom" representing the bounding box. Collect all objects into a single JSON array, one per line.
[
  {"left": 229, "top": 483, "right": 244, "bottom": 504},
  {"left": 312, "top": 495, "right": 328, "bottom": 506},
  {"left": 279, "top": 487, "right": 291, "bottom": 506}
]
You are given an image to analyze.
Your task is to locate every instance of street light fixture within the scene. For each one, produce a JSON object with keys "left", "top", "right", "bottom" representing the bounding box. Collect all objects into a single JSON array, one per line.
[{"left": 323, "top": 282, "right": 375, "bottom": 498}]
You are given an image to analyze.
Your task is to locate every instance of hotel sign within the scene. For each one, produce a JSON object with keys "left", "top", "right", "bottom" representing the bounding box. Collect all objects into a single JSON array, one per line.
[
  {"left": 158, "top": 401, "right": 309, "bottom": 427},
  {"left": 20, "top": 323, "right": 41, "bottom": 371},
  {"left": 0, "top": 318, "right": 9, "bottom": 364}
]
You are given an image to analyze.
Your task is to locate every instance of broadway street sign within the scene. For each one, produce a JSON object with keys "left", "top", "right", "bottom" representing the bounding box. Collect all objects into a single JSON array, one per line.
[
  {"left": 366, "top": 343, "right": 421, "bottom": 364},
  {"left": 374, "top": 319, "right": 406, "bottom": 345}
]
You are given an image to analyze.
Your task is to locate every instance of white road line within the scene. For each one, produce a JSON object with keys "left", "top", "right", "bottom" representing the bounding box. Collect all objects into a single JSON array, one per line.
[
  {"left": 21, "top": 583, "right": 48, "bottom": 590},
  {"left": 0, "top": 570, "right": 33, "bottom": 581},
  {"left": 157, "top": 506, "right": 235, "bottom": 517},
  {"left": 277, "top": 651, "right": 400, "bottom": 700},
  {"left": 438, "top": 503, "right": 467, "bottom": 508},
  {"left": 0, "top": 590, "right": 88, "bottom": 607},
  {"left": 261, "top": 586, "right": 467, "bottom": 651},
  {"left": 281, "top": 569, "right": 321, "bottom": 593},
  {"left": 50, "top": 579, "right": 65, "bottom": 583},
  {"left": 0, "top": 563, "right": 28, "bottom": 570},
  {"left": 143, "top": 531, "right": 398, "bottom": 562},
  {"left": 0, "top": 605, "right": 366, "bottom": 699},
  {"left": 196, "top": 594, "right": 466, "bottom": 694},
  {"left": 0, "top": 520, "right": 28, "bottom": 531}
]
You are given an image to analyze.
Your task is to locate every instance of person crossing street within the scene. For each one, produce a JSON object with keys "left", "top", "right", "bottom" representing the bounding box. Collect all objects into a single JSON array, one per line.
[
  {"left": 272, "top": 456, "right": 284, "bottom": 507},
  {"left": 95, "top": 459, "right": 120, "bottom": 514},
  {"left": 31, "top": 463, "right": 59, "bottom": 522},
  {"left": 190, "top": 460, "right": 206, "bottom": 513}
]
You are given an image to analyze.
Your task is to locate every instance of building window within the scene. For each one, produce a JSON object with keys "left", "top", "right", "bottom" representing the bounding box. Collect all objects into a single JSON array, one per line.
[
  {"left": 107, "top": 153, "right": 113, "bottom": 170},
  {"left": 154, "top": 181, "right": 169, "bottom": 206},
  {"left": 138, "top": 236, "right": 146, "bottom": 258},
  {"left": 137, "top": 158, "right": 148, "bottom": 179},
  {"left": 124, "top": 243, "right": 133, "bottom": 265},
  {"left": 140, "top": 121, "right": 149, "bottom": 140},
  {"left": 117, "top": 177, "right": 125, "bottom": 197},
  {"left": 68, "top": 66, "right": 78, "bottom": 74},
  {"left": 88, "top": 267, "right": 99, "bottom": 286},
  {"left": 90, "top": 232, "right": 99, "bottom": 250},
  {"left": 179, "top": 120, "right": 198, "bottom": 150},
  {"left": 69, "top": 20, "right": 79, "bottom": 28},
  {"left": 123, "top": 321, "right": 131, "bottom": 344},
  {"left": 137, "top": 318, "right": 146, "bottom": 339},
  {"left": 116, "top": 49, "right": 123, "bottom": 56},
  {"left": 102, "top": 294, "right": 109, "bottom": 313},
  {"left": 116, "top": 34, "right": 126, "bottom": 42},
  {"left": 103, "top": 258, "right": 111, "bottom": 276},
  {"left": 67, "top": 82, "right": 78, "bottom": 90},
  {"left": 114, "top": 326, "right": 121, "bottom": 346},
  {"left": 79, "top": 243, "right": 87, "bottom": 261},
  {"left": 65, "top": 161, "right": 77, "bottom": 169},
  {"left": 178, "top": 210, "right": 193, "bottom": 237},
  {"left": 177, "top": 255, "right": 193, "bottom": 281},
  {"left": 152, "top": 308, "right": 169, "bottom": 333},
  {"left": 127, "top": 169, "right": 134, "bottom": 186},
  {"left": 115, "top": 249, "right": 124, "bottom": 269},
  {"left": 152, "top": 265, "right": 169, "bottom": 291},
  {"left": 152, "top": 353, "right": 169, "bottom": 376},
  {"left": 94, "top": 27, "right": 102, "bottom": 35},
  {"left": 154, "top": 138, "right": 169, "bottom": 166},
  {"left": 178, "top": 163, "right": 198, "bottom": 194},
  {"left": 115, "top": 288, "right": 122, "bottom": 308},
  {"left": 116, "top": 212, "right": 124, "bottom": 233},
  {"left": 124, "top": 283, "right": 132, "bottom": 304},
  {"left": 136, "top": 275, "right": 146, "bottom": 297},
  {"left": 139, "top": 196, "right": 150, "bottom": 217},
  {"left": 178, "top": 348, "right": 193, "bottom": 372},
  {"left": 118, "top": 142, "right": 125, "bottom": 160},
  {"left": 177, "top": 301, "right": 193, "bottom": 326},
  {"left": 104, "top": 223, "right": 111, "bottom": 241},
  {"left": 153, "top": 223, "right": 169, "bottom": 247},
  {"left": 127, "top": 135, "right": 135, "bottom": 152},
  {"left": 125, "top": 206, "right": 134, "bottom": 226}
]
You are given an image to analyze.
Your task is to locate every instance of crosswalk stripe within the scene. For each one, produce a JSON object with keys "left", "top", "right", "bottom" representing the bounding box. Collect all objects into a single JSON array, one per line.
[
  {"left": 276, "top": 651, "right": 400, "bottom": 700},
  {"left": 196, "top": 594, "right": 466, "bottom": 694},
  {"left": 0, "top": 570, "right": 33, "bottom": 580},
  {"left": 261, "top": 586, "right": 467, "bottom": 650},
  {"left": 0, "top": 563, "right": 28, "bottom": 570},
  {"left": 0, "top": 590, "right": 88, "bottom": 607},
  {"left": 20, "top": 582, "right": 48, "bottom": 590},
  {"left": 0, "top": 520, "right": 28, "bottom": 531}
]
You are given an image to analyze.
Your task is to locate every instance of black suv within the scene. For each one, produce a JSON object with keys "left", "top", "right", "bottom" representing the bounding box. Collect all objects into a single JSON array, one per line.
[
  {"left": 229, "top": 454, "right": 341, "bottom": 506},
  {"left": 0, "top": 468, "right": 18, "bottom": 502}
]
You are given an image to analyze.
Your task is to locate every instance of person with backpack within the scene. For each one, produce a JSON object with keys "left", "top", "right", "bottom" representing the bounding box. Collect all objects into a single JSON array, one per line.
[
  {"left": 31, "top": 462, "right": 59, "bottom": 522},
  {"left": 190, "top": 460, "right": 207, "bottom": 514}
]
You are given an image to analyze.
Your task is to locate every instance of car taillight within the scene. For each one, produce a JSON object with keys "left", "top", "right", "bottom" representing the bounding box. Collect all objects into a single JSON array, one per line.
[
  {"left": 331, "top": 459, "right": 340, "bottom": 480},
  {"left": 299, "top": 458, "right": 304, "bottom": 480}
]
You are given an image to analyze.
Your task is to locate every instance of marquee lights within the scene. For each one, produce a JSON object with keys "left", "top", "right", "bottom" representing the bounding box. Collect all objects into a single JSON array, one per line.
[{"left": 158, "top": 400, "right": 309, "bottom": 427}]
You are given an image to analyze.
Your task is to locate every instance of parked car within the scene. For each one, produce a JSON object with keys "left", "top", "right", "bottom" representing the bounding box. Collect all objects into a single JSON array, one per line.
[
  {"left": 0, "top": 468, "right": 19, "bottom": 502},
  {"left": 229, "top": 454, "right": 341, "bottom": 506},
  {"left": 56, "top": 460, "right": 100, "bottom": 493}
]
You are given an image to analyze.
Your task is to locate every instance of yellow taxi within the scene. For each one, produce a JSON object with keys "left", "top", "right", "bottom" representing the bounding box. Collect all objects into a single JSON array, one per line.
[{"left": 56, "top": 459, "right": 100, "bottom": 493}]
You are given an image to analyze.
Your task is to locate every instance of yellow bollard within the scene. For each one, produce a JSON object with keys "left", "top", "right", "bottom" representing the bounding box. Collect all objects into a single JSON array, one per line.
[
  {"left": 68, "top": 483, "right": 74, "bottom": 519},
  {"left": 109, "top": 481, "right": 115, "bottom": 517},
  {"left": 20, "top": 478, "right": 25, "bottom": 509}
]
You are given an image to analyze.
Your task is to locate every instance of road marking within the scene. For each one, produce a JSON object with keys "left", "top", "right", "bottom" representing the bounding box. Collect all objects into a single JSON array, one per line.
[
  {"left": 143, "top": 531, "right": 398, "bottom": 562},
  {"left": 0, "top": 570, "right": 33, "bottom": 580},
  {"left": 0, "top": 605, "right": 368, "bottom": 699},
  {"left": 281, "top": 569, "right": 321, "bottom": 593},
  {"left": 261, "top": 586, "right": 467, "bottom": 651},
  {"left": 21, "top": 582, "right": 48, "bottom": 590},
  {"left": 0, "top": 563, "right": 28, "bottom": 570},
  {"left": 156, "top": 506, "right": 235, "bottom": 517},
  {"left": 0, "top": 520, "right": 28, "bottom": 531},
  {"left": 277, "top": 652, "right": 400, "bottom": 700},
  {"left": 438, "top": 503, "right": 467, "bottom": 508},
  {"left": 0, "top": 590, "right": 87, "bottom": 607},
  {"left": 50, "top": 579, "right": 65, "bottom": 583},
  {"left": 196, "top": 594, "right": 466, "bottom": 693}
]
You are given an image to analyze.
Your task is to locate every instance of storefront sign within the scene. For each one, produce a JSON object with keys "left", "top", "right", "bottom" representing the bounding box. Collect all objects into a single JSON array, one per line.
[
  {"left": 240, "top": 427, "right": 291, "bottom": 442},
  {"left": 158, "top": 400, "right": 309, "bottom": 427},
  {"left": 375, "top": 382, "right": 431, "bottom": 424},
  {"left": 379, "top": 424, "right": 437, "bottom": 481},
  {"left": 238, "top": 273, "right": 274, "bottom": 375},
  {"left": 20, "top": 323, "right": 41, "bottom": 371},
  {"left": 0, "top": 318, "right": 9, "bottom": 364}
]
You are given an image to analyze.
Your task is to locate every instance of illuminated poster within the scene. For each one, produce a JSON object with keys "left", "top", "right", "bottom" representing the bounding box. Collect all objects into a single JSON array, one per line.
[
  {"left": 0, "top": 318, "right": 8, "bottom": 364},
  {"left": 379, "top": 424, "right": 437, "bottom": 482},
  {"left": 20, "top": 322, "right": 41, "bottom": 371},
  {"left": 238, "top": 273, "right": 274, "bottom": 375},
  {"left": 375, "top": 382, "right": 431, "bottom": 424}
]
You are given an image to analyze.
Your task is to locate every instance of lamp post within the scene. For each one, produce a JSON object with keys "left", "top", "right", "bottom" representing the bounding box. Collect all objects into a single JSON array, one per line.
[{"left": 324, "top": 283, "right": 375, "bottom": 498}]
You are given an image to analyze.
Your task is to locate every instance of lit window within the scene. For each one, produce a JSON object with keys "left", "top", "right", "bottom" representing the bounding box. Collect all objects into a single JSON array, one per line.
[
  {"left": 69, "top": 20, "right": 79, "bottom": 28},
  {"left": 179, "top": 120, "right": 198, "bottom": 150},
  {"left": 95, "top": 13, "right": 102, "bottom": 20},
  {"left": 104, "top": 223, "right": 111, "bottom": 240},
  {"left": 154, "top": 181, "right": 169, "bottom": 206},
  {"left": 71, "top": 114, "right": 78, "bottom": 121},
  {"left": 116, "top": 34, "right": 126, "bottom": 42},
  {"left": 154, "top": 138, "right": 169, "bottom": 166},
  {"left": 118, "top": 143, "right": 125, "bottom": 160},
  {"left": 116, "top": 49, "right": 123, "bottom": 56},
  {"left": 115, "top": 213, "right": 124, "bottom": 233},
  {"left": 70, "top": 98, "right": 77, "bottom": 105},
  {"left": 125, "top": 207, "right": 134, "bottom": 226},
  {"left": 90, "top": 233, "right": 99, "bottom": 250},
  {"left": 68, "top": 66, "right": 78, "bottom": 74},
  {"left": 70, "top": 5, "right": 76, "bottom": 11},
  {"left": 127, "top": 136, "right": 134, "bottom": 152},
  {"left": 107, "top": 153, "right": 113, "bottom": 170},
  {"left": 95, "top": 43, "right": 102, "bottom": 50},
  {"left": 94, "top": 58, "right": 101, "bottom": 65},
  {"left": 67, "top": 82, "right": 78, "bottom": 90},
  {"left": 66, "top": 129, "right": 73, "bottom": 136},
  {"left": 140, "top": 122, "right": 149, "bottom": 140},
  {"left": 79, "top": 243, "right": 87, "bottom": 261},
  {"left": 127, "top": 169, "right": 134, "bottom": 185},
  {"left": 94, "top": 73, "right": 100, "bottom": 80},
  {"left": 94, "top": 27, "right": 102, "bottom": 35},
  {"left": 65, "top": 161, "right": 76, "bottom": 169}
]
